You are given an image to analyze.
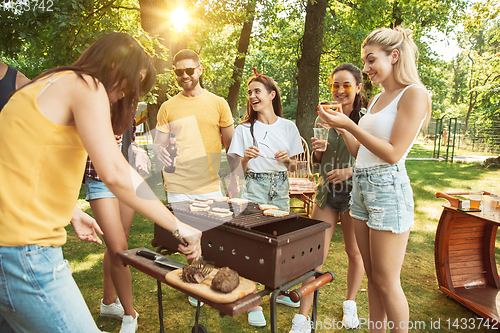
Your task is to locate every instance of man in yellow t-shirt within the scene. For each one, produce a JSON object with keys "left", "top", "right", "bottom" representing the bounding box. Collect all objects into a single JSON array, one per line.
[{"left": 154, "top": 49, "right": 239, "bottom": 202}]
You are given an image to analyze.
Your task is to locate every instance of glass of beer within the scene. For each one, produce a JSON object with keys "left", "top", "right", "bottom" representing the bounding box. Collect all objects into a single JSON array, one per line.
[{"left": 469, "top": 189, "right": 483, "bottom": 210}]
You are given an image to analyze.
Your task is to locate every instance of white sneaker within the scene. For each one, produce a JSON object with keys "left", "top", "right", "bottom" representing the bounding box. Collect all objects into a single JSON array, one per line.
[
  {"left": 188, "top": 296, "right": 204, "bottom": 307},
  {"left": 342, "top": 300, "right": 359, "bottom": 329},
  {"left": 119, "top": 311, "right": 138, "bottom": 333},
  {"left": 289, "top": 314, "right": 311, "bottom": 333},
  {"left": 100, "top": 298, "right": 124, "bottom": 320}
]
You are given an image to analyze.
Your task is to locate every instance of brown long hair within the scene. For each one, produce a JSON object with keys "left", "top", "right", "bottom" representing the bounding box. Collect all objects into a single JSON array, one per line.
[
  {"left": 32, "top": 33, "right": 156, "bottom": 134},
  {"left": 243, "top": 74, "right": 283, "bottom": 144}
]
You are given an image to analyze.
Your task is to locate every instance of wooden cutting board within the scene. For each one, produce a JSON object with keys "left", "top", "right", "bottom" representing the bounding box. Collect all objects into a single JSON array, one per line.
[{"left": 165, "top": 268, "right": 256, "bottom": 304}]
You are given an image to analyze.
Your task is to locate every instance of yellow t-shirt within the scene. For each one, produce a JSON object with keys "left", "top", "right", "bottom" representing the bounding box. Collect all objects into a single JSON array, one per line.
[
  {"left": 0, "top": 73, "right": 87, "bottom": 247},
  {"left": 157, "top": 90, "right": 233, "bottom": 194}
]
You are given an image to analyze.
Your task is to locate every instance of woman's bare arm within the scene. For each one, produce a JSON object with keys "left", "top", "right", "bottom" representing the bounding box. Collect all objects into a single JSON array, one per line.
[
  {"left": 69, "top": 76, "right": 201, "bottom": 258},
  {"left": 319, "top": 86, "right": 427, "bottom": 164}
]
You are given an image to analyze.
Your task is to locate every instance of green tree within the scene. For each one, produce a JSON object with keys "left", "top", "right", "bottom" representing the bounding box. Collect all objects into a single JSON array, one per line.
[
  {"left": 0, "top": 0, "right": 142, "bottom": 77},
  {"left": 456, "top": 0, "right": 500, "bottom": 129}
]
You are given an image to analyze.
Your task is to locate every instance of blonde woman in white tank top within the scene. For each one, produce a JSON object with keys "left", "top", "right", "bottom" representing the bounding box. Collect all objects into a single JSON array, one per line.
[{"left": 318, "top": 27, "right": 430, "bottom": 333}]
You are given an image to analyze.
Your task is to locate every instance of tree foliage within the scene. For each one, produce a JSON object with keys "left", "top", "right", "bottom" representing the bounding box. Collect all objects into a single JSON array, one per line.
[
  {"left": 0, "top": 0, "right": 143, "bottom": 78},
  {"left": 3, "top": 0, "right": 495, "bottom": 145},
  {"left": 455, "top": 0, "right": 500, "bottom": 128}
]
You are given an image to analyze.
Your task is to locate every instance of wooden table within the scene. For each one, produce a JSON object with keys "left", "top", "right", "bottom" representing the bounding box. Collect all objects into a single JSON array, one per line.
[
  {"left": 117, "top": 247, "right": 261, "bottom": 333},
  {"left": 435, "top": 192, "right": 500, "bottom": 321},
  {"left": 289, "top": 177, "right": 316, "bottom": 216},
  {"left": 118, "top": 247, "right": 333, "bottom": 333}
]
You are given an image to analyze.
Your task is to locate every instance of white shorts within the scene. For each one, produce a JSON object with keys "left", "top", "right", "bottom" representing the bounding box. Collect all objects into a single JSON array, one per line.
[{"left": 167, "top": 190, "right": 223, "bottom": 203}]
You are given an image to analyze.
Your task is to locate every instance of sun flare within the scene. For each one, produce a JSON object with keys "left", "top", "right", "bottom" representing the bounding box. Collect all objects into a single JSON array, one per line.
[{"left": 171, "top": 8, "right": 188, "bottom": 30}]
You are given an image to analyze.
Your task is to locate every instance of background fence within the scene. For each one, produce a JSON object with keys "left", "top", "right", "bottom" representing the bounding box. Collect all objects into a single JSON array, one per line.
[{"left": 422, "top": 117, "right": 500, "bottom": 155}]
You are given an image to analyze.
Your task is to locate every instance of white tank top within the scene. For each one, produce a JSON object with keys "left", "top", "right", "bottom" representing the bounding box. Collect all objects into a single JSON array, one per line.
[{"left": 356, "top": 84, "right": 425, "bottom": 168}]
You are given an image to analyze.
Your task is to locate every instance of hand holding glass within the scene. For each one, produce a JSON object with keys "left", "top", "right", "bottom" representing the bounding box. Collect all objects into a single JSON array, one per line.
[{"left": 313, "top": 127, "right": 329, "bottom": 152}]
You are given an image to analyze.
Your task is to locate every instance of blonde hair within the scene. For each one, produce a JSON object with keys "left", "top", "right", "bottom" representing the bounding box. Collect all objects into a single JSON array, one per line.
[{"left": 362, "top": 26, "right": 431, "bottom": 125}]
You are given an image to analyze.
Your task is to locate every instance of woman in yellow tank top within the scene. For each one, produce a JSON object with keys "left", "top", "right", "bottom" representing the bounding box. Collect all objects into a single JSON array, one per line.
[{"left": 0, "top": 33, "right": 202, "bottom": 333}]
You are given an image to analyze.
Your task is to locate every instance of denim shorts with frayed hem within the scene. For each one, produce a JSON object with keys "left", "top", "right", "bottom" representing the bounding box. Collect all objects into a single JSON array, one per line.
[
  {"left": 349, "top": 164, "right": 414, "bottom": 234},
  {"left": 84, "top": 175, "right": 116, "bottom": 201},
  {"left": 242, "top": 171, "right": 290, "bottom": 211},
  {"left": 0, "top": 245, "right": 101, "bottom": 333}
]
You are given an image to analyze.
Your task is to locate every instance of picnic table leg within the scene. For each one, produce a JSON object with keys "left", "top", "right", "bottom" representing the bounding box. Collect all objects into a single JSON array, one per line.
[{"left": 157, "top": 280, "right": 165, "bottom": 333}]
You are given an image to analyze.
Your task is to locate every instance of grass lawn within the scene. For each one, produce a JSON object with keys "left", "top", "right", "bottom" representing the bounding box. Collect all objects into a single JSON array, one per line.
[{"left": 64, "top": 143, "right": 500, "bottom": 332}]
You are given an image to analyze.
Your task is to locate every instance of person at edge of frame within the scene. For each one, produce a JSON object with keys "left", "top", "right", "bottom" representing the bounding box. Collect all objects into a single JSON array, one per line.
[{"left": 0, "top": 60, "right": 31, "bottom": 111}]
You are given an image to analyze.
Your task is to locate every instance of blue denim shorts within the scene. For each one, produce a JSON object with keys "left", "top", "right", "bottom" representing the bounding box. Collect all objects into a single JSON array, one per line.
[
  {"left": 325, "top": 183, "right": 351, "bottom": 213},
  {"left": 242, "top": 171, "right": 290, "bottom": 211},
  {"left": 349, "top": 164, "right": 414, "bottom": 234},
  {"left": 84, "top": 175, "right": 115, "bottom": 201},
  {"left": 0, "top": 245, "right": 101, "bottom": 332}
]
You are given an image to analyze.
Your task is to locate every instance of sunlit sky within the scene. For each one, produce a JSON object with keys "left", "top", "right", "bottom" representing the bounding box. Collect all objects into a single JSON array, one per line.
[{"left": 424, "top": 27, "right": 461, "bottom": 62}]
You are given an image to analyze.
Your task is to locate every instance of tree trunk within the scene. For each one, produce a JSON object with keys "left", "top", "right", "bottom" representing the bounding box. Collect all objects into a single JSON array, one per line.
[
  {"left": 296, "top": 0, "right": 328, "bottom": 144},
  {"left": 227, "top": 2, "right": 256, "bottom": 119},
  {"left": 138, "top": 0, "right": 176, "bottom": 133}
]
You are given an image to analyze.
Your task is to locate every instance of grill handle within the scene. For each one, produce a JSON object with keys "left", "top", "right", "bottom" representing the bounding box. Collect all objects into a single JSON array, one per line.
[{"left": 288, "top": 271, "right": 335, "bottom": 303}]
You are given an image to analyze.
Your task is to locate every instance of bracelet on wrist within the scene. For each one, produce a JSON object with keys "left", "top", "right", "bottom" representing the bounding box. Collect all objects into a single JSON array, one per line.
[{"left": 172, "top": 228, "right": 186, "bottom": 244}]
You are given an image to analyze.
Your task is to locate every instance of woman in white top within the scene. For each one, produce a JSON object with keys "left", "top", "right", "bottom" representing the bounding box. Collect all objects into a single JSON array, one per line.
[
  {"left": 228, "top": 69, "right": 303, "bottom": 212},
  {"left": 228, "top": 69, "right": 303, "bottom": 327},
  {"left": 318, "top": 27, "right": 431, "bottom": 333}
]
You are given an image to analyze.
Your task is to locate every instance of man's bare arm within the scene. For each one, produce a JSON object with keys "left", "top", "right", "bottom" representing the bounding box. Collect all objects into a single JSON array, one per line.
[{"left": 221, "top": 124, "right": 241, "bottom": 197}]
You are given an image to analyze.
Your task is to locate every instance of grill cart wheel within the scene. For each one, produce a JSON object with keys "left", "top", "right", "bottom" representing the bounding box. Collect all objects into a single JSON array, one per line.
[{"left": 191, "top": 324, "right": 208, "bottom": 333}]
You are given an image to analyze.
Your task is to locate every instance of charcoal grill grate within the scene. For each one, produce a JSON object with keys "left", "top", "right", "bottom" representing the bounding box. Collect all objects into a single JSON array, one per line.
[{"left": 166, "top": 202, "right": 301, "bottom": 229}]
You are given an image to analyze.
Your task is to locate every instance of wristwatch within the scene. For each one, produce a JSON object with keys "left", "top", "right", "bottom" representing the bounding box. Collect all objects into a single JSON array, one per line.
[{"left": 172, "top": 228, "right": 186, "bottom": 245}]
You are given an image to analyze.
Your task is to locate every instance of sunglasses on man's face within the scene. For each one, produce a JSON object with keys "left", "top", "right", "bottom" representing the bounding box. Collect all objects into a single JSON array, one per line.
[
  {"left": 330, "top": 83, "right": 354, "bottom": 94},
  {"left": 174, "top": 67, "right": 198, "bottom": 76}
]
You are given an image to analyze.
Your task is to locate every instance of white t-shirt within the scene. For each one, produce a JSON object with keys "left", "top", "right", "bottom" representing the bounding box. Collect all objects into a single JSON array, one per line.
[
  {"left": 356, "top": 84, "right": 425, "bottom": 168},
  {"left": 228, "top": 117, "right": 303, "bottom": 173}
]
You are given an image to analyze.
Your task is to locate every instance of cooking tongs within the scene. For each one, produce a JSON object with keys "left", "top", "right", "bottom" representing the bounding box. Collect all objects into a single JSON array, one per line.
[{"left": 190, "top": 257, "right": 214, "bottom": 277}]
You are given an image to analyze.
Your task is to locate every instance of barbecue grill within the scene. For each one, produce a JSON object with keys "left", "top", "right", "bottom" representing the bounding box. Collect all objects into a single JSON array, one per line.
[
  {"left": 147, "top": 201, "right": 333, "bottom": 332},
  {"left": 153, "top": 202, "right": 330, "bottom": 289}
]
